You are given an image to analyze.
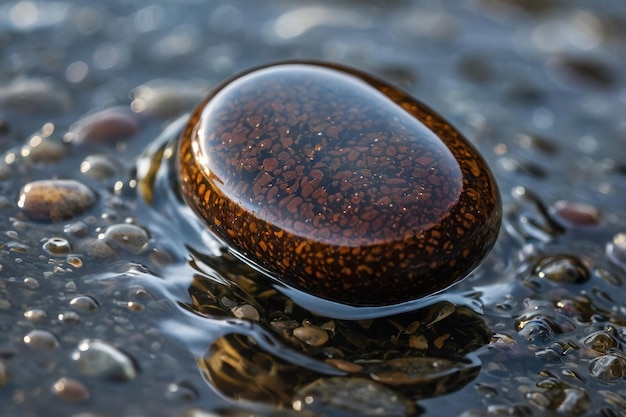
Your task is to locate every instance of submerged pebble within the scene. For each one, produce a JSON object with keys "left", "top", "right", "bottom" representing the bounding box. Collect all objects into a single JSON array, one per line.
[
  {"left": 589, "top": 353, "right": 626, "bottom": 381},
  {"left": 71, "top": 339, "right": 138, "bottom": 381},
  {"left": 533, "top": 255, "right": 590, "bottom": 284},
  {"left": 178, "top": 62, "right": 501, "bottom": 305},
  {"left": 292, "top": 377, "right": 416, "bottom": 416},
  {"left": 100, "top": 223, "right": 150, "bottom": 254},
  {"left": 17, "top": 179, "right": 96, "bottom": 222}
]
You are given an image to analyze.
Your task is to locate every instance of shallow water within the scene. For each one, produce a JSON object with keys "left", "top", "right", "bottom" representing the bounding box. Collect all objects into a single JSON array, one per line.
[{"left": 1, "top": 1, "right": 626, "bottom": 416}]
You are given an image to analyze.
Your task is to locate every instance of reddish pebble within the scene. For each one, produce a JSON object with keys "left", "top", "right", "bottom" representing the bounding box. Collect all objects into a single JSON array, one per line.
[
  {"left": 72, "top": 108, "right": 139, "bottom": 145},
  {"left": 17, "top": 179, "right": 96, "bottom": 222},
  {"left": 550, "top": 200, "right": 602, "bottom": 227}
]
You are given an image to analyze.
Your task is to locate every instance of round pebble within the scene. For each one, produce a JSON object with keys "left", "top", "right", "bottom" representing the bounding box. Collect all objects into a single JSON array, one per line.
[
  {"left": 583, "top": 331, "right": 617, "bottom": 354},
  {"left": 516, "top": 318, "right": 558, "bottom": 343},
  {"left": 533, "top": 255, "right": 590, "bottom": 284},
  {"left": 292, "top": 377, "right": 416, "bottom": 416},
  {"left": 606, "top": 233, "right": 626, "bottom": 270},
  {"left": 69, "top": 295, "right": 99, "bottom": 314},
  {"left": 42, "top": 237, "right": 72, "bottom": 256},
  {"left": 23, "top": 329, "right": 59, "bottom": 350},
  {"left": 131, "top": 79, "right": 210, "bottom": 119},
  {"left": 71, "top": 108, "right": 139, "bottom": 145},
  {"left": 17, "top": 179, "right": 96, "bottom": 222},
  {"left": 51, "top": 377, "right": 90, "bottom": 403},
  {"left": 589, "top": 353, "right": 626, "bottom": 381},
  {"left": 23, "top": 139, "right": 67, "bottom": 164},
  {"left": 71, "top": 339, "right": 138, "bottom": 381},
  {"left": 24, "top": 309, "right": 47, "bottom": 322},
  {"left": 549, "top": 200, "right": 602, "bottom": 227},
  {"left": 80, "top": 154, "right": 124, "bottom": 181},
  {"left": 58, "top": 311, "right": 81, "bottom": 325},
  {"left": 100, "top": 223, "right": 150, "bottom": 254},
  {"left": 292, "top": 322, "right": 329, "bottom": 347},
  {"left": 231, "top": 304, "right": 260, "bottom": 321},
  {"left": 178, "top": 62, "right": 501, "bottom": 305},
  {"left": 0, "top": 77, "right": 72, "bottom": 114}
]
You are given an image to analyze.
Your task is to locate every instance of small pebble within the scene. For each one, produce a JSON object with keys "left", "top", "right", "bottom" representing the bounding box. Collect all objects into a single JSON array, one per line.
[
  {"left": 80, "top": 154, "right": 123, "bottom": 181},
  {"left": 368, "top": 356, "right": 479, "bottom": 395},
  {"left": 100, "top": 223, "right": 150, "bottom": 254},
  {"left": 606, "top": 233, "right": 626, "bottom": 270},
  {"left": 42, "top": 237, "right": 72, "bottom": 256},
  {"left": 51, "top": 377, "right": 90, "bottom": 403},
  {"left": 549, "top": 200, "right": 602, "bottom": 227},
  {"left": 517, "top": 318, "right": 558, "bottom": 343},
  {"left": 23, "top": 139, "right": 67, "bottom": 164},
  {"left": 589, "top": 353, "right": 626, "bottom": 381},
  {"left": 231, "top": 304, "right": 260, "bottom": 321},
  {"left": 71, "top": 108, "right": 139, "bottom": 145},
  {"left": 533, "top": 255, "right": 590, "bottom": 284},
  {"left": 23, "top": 329, "right": 59, "bottom": 350},
  {"left": 83, "top": 238, "right": 118, "bottom": 259},
  {"left": 0, "top": 77, "right": 72, "bottom": 114},
  {"left": 23, "top": 277, "right": 40, "bottom": 289},
  {"left": 71, "top": 338, "right": 138, "bottom": 381},
  {"left": 58, "top": 311, "right": 81, "bottom": 325},
  {"left": 24, "top": 309, "right": 47, "bottom": 322},
  {"left": 67, "top": 256, "right": 83, "bottom": 268},
  {"left": 292, "top": 377, "right": 415, "bottom": 416},
  {"left": 583, "top": 331, "right": 617, "bottom": 354},
  {"left": 69, "top": 295, "right": 99, "bottom": 314},
  {"left": 555, "top": 388, "right": 591, "bottom": 415},
  {"left": 292, "top": 322, "right": 329, "bottom": 347},
  {"left": 130, "top": 79, "right": 210, "bottom": 119},
  {"left": 17, "top": 179, "right": 96, "bottom": 222}
]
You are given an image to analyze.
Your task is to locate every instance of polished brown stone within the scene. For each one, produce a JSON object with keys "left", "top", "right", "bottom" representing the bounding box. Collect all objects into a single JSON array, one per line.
[{"left": 178, "top": 62, "right": 501, "bottom": 306}]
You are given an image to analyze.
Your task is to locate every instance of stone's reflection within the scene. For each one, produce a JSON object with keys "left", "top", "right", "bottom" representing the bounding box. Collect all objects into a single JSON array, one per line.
[
  {"left": 178, "top": 62, "right": 501, "bottom": 306},
  {"left": 189, "top": 266, "right": 491, "bottom": 409}
]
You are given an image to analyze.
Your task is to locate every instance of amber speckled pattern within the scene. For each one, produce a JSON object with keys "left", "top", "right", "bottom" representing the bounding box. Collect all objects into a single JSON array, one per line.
[{"left": 178, "top": 62, "right": 501, "bottom": 305}]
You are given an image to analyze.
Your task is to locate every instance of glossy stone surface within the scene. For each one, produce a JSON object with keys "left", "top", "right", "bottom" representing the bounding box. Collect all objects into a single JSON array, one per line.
[{"left": 178, "top": 62, "right": 501, "bottom": 305}]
